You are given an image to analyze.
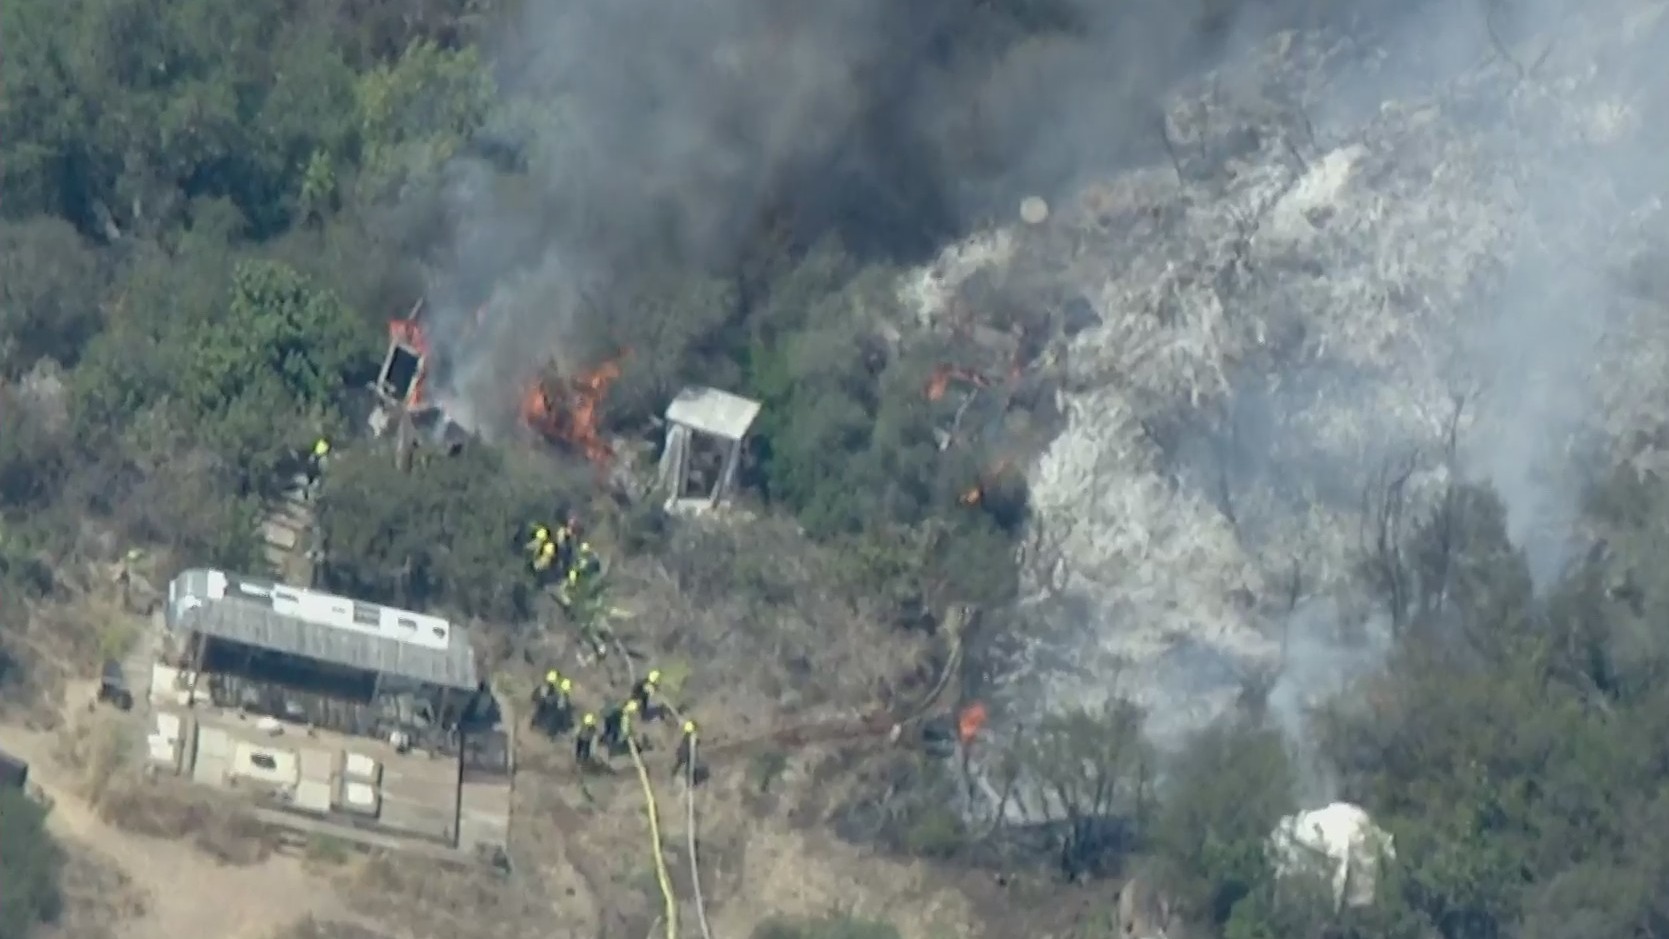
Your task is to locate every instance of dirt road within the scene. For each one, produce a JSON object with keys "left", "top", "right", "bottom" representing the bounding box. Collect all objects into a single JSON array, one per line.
[{"left": 1, "top": 723, "right": 361, "bottom": 939}]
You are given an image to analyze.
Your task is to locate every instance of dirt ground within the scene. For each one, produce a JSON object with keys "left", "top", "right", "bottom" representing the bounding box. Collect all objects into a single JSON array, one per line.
[
  {"left": 0, "top": 561, "right": 375, "bottom": 939},
  {"left": 0, "top": 712, "right": 365, "bottom": 939},
  {"left": 0, "top": 521, "right": 1091, "bottom": 939},
  {"left": 338, "top": 515, "right": 1011, "bottom": 939}
]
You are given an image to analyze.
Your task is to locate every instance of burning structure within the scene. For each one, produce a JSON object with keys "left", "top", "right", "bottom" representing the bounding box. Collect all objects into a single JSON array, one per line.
[
  {"left": 163, "top": 569, "right": 496, "bottom": 754},
  {"left": 519, "top": 353, "right": 626, "bottom": 465},
  {"left": 368, "top": 299, "right": 468, "bottom": 457},
  {"left": 655, "top": 386, "right": 762, "bottom": 513}
]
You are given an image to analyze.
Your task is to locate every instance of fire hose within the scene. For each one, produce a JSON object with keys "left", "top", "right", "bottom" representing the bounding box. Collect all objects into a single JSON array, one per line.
[
  {"left": 626, "top": 730, "right": 678, "bottom": 939},
  {"left": 686, "top": 735, "right": 714, "bottom": 939},
  {"left": 603, "top": 641, "right": 714, "bottom": 939},
  {"left": 583, "top": 600, "right": 967, "bottom": 939}
]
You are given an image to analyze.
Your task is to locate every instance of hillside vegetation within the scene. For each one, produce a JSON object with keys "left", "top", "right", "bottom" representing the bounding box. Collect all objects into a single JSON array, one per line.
[{"left": 4, "top": 0, "right": 1669, "bottom": 938}]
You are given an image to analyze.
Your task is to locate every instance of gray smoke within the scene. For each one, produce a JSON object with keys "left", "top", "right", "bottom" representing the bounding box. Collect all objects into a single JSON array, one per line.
[
  {"left": 413, "top": 0, "right": 1355, "bottom": 431},
  {"left": 989, "top": 0, "right": 1669, "bottom": 762},
  {"left": 406, "top": 0, "right": 1669, "bottom": 772}
]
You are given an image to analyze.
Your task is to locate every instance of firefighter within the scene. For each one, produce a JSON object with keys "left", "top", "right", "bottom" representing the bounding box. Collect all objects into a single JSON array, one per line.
[
  {"left": 532, "top": 538, "right": 558, "bottom": 575},
  {"left": 632, "top": 669, "right": 661, "bottom": 719},
  {"left": 601, "top": 701, "right": 625, "bottom": 749},
  {"left": 544, "top": 676, "right": 575, "bottom": 733},
  {"left": 305, "top": 437, "right": 331, "bottom": 488},
  {"left": 524, "top": 522, "right": 551, "bottom": 556},
  {"left": 620, "top": 699, "right": 640, "bottom": 749},
  {"left": 555, "top": 516, "right": 578, "bottom": 573},
  {"left": 673, "top": 719, "right": 697, "bottom": 779},
  {"left": 576, "top": 541, "right": 602, "bottom": 579},
  {"left": 575, "top": 713, "right": 598, "bottom": 764},
  {"left": 603, "top": 700, "right": 640, "bottom": 751},
  {"left": 532, "top": 670, "right": 563, "bottom": 732}
]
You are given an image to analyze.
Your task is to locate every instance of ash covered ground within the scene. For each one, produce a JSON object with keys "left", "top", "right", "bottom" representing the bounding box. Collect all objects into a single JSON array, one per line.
[{"left": 902, "top": 0, "right": 1669, "bottom": 746}]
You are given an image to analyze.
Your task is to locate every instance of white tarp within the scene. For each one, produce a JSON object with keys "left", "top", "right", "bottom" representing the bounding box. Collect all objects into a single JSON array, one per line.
[{"left": 1269, "top": 802, "right": 1395, "bottom": 909}]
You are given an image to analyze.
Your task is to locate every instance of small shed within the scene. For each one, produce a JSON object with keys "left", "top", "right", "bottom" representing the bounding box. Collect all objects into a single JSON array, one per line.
[{"left": 656, "top": 387, "right": 762, "bottom": 513}]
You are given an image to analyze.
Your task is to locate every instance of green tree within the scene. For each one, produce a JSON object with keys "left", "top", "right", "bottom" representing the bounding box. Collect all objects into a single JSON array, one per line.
[
  {"left": 353, "top": 40, "right": 495, "bottom": 202},
  {"left": 0, "top": 218, "right": 105, "bottom": 375},
  {"left": 0, "top": 0, "right": 357, "bottom": 237},
  {"left": 0, "top": 787, "right": 63, "bottom": 939},
  {"left": 1154, "top": 716, "right": 1296, "bottom": 926},
  {"left": 316, "top": 446, "right": 570, "bottom": 620},
  {"left": 171, "top": 260, "right": 373, "bottom": 491}
]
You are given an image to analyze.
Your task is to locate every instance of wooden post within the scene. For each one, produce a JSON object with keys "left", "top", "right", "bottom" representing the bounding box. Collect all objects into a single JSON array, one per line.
[{"left": 716, "top": 435, "right": 744, "bottom": 506}]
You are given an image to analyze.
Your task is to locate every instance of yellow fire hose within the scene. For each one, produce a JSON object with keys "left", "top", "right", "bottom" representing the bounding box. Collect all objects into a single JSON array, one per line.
[
  {"left": 626, "top": 731, "right": 679, "bottom": 939},
  {"left": 686, "top": 736, "right": 714, "bottom": 939}
]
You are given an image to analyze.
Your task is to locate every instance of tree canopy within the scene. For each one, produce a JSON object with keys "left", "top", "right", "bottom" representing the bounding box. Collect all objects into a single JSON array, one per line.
[
  {"left": 5, "top": 1, "right": 1669, "bottom": 938},
  {"left": 0, "top": 787, "right": 63, "bottom": 939}
]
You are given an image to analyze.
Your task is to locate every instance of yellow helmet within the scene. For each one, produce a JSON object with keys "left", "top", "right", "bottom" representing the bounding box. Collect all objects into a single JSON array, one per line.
[
  {"left": 646, "top": 669, "right": 662, "bottom": 685},
  {"left": 559, "top": 678, "right": 572, "bottom": 693},
  {"left": 313, "top": 438, "right": 330, "bottom": 456},
  {"left": 545, "top": 670, "right": 560, "bottom": 685},
  {"left": 581, "top": 541, "right": 593, "bottom": 552},
  {"left": 624, "top": 700, "right": 640, "bottom": 713},
  {"left": 582, "top": 713, "right": 597, "bottom": 726},
  {"left": 682, "top": 720, "right": 696, "bottom": 735}
]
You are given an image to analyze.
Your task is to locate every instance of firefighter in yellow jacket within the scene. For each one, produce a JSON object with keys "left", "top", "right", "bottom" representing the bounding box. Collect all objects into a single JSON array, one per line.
[
  {"left": 524, "top": 522, "right": 551, "bottom": 557},
  {"left": 575, "top": 713, "right": 598, "bottom": 764},
  {"left": 672, "top": 719, "right": 697, "bottom": 779},
  {"left": 532, "top": 538, "right": 558, "bottom": 574},
  {"left": 305, "top": 437, "right": 331, "bottom": 489}
]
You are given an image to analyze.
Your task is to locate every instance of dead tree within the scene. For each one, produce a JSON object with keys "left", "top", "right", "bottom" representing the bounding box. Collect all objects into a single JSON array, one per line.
[
  {"left": 1411, "top": 394, "right": 1471, "bottom": 624},
  {"left": 1360, "top": 450, "right": 1420, "bottom": 632},
  {"left": 1013, "top": 698, "right": 1155, "bottom": 881}
]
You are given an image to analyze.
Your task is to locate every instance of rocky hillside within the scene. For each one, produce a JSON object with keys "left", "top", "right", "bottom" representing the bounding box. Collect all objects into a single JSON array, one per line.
[{"left": 904, "top": 0, "right": 1669, "bottom": 741}]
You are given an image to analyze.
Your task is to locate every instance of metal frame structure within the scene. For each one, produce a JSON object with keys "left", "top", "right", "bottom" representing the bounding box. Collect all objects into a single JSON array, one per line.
[
  {"left": 655, "top": 386, "right": 762, "bottom": 513},
  {"left": 165, "top": 569, "right": 483, "bottom": 748}
]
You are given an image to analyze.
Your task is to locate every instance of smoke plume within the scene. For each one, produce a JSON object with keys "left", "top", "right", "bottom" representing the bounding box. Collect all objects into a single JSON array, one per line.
[
  {"left": 409, "top": 0, "right": 1669, "bottom": 772},
  {"left": 413, "top": 0, "right": 1341, "bottom": 430},
  {"left": 974, "top": 0, "right": 1669, "bottom": 765}
]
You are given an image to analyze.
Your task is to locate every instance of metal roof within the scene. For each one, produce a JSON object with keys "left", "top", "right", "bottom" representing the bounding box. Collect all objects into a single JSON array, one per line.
[
  {"left": 664, "top": 386, "right": 761, "bottom": 440},
  {"left": 165, "top": 569, "right": 478, "bottom": 691}
]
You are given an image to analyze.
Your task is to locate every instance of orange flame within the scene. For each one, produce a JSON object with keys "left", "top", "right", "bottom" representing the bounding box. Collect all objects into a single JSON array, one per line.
[
  {"left": 387, "top": 318, "right": 431, "bottom": 407},
  {"left": 959, "top": 458, "right": 1013, "bottom": 508},
  {"left": 519, "top": 353, "right": 627, "bottom": 465},
  {"left": 925, "top": 364, "right": 989, "bottom": 402},
  {"left": 957, "top": 702, "right": 987, "bottom": 745}
]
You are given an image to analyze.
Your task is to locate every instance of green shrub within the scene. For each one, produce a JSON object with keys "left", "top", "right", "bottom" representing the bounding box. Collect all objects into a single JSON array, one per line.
[{"left": 0, "top": 787, "right": 63, "bottom": 939}]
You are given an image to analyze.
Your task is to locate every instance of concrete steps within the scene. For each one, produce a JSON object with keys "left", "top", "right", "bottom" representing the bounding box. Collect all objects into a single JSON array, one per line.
[{"left": 259, "top": 473, "right": 317, "bottom": 586}]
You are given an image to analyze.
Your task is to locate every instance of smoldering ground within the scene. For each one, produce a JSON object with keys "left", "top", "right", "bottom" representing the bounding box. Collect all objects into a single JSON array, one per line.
[{"left": 985, "top": 0, "right": 1669, "bottom": 770}]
